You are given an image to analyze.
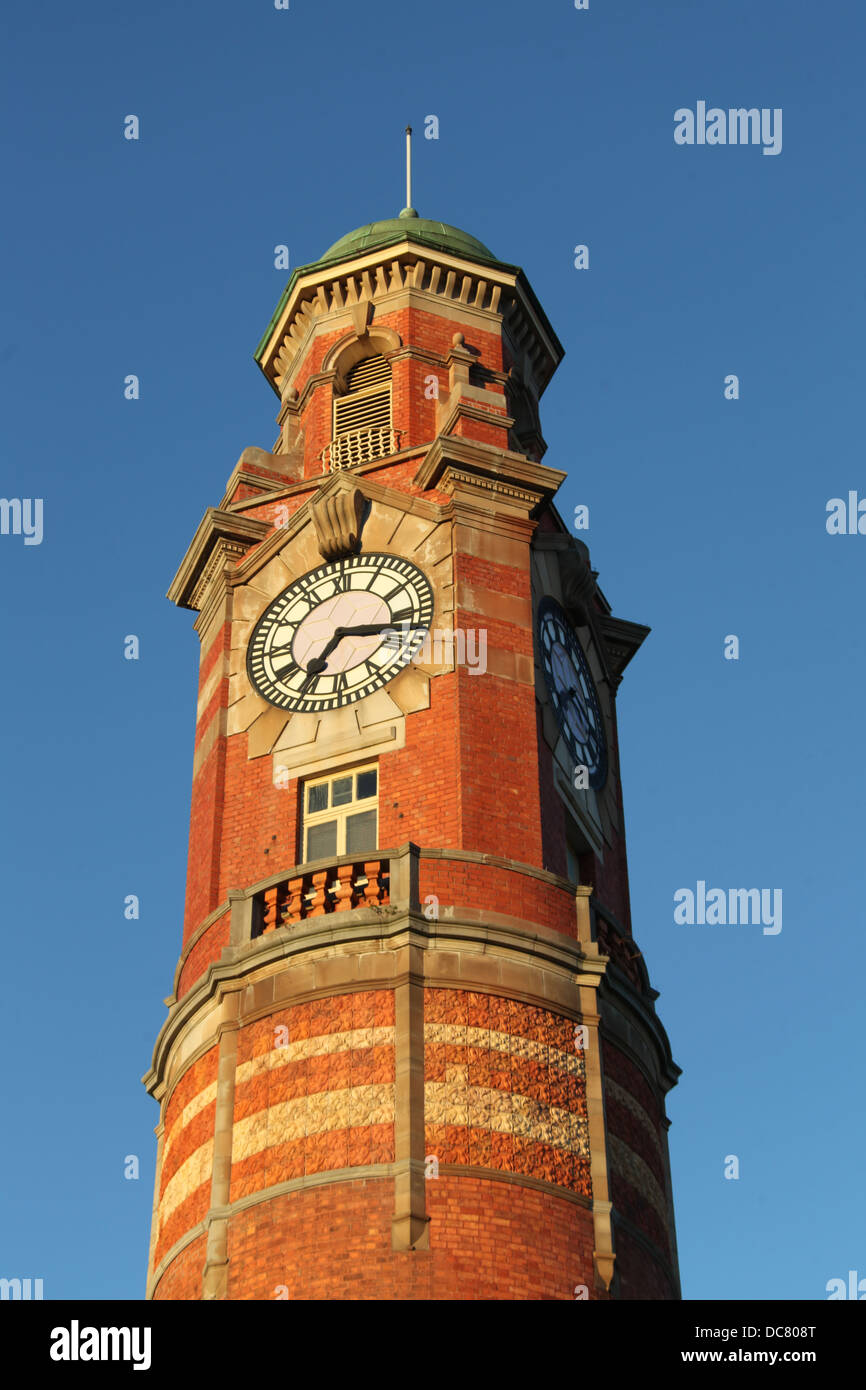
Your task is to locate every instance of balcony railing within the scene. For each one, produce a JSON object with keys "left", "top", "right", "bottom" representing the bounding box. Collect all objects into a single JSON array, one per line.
[
  {"left": 321, "top": 426, "right": 402, "bottom": 472},
  {"left": 251, "top": 858, "right": 391, "bottom": 937}
]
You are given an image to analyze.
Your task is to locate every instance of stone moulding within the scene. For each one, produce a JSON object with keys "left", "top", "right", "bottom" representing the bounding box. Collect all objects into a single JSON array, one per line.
[
  {"left": 415, "top": 433, "right": 566, "bottom": 508},
  {"left": 257, "top": 241, "right": 563, "bottom": 405},
  {"left": 164, "top": 842, "right": 589, "bottom": 1010},
  {"left": 167, "top": 509, "right": 269, "bottom": 612}
]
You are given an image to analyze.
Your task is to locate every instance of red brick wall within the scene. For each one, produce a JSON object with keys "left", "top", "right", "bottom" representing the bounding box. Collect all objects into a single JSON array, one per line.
[
  {"left": 154, "top": 1049, "right": 218, "bottom": 1270},
  {"left": 613, "top": 1227, "right": 677, "bottom": 1302},
  {"left": 419, "top": 860, "right": 576, "bottom": 936},
  {"left": 425, "top": 990, "right": 592, "bottom": 1197},
  {"left": 183, "top": 622, "right": 231, "bottom": 943},
  {"left": 222, "top": 1178, "right": 595, "bottom": 1300},
  {"left": 177, "top": 912, "right": 230, "bottom": 1001},
  {"left": 217, "top": 734, "right": 299, "bottom": 906},
  {"left": 230, "top": 991, "right": 395, "bottom": 1204},
  {"left": 151, "top": 1234, "right": 207, "bottom": 1301},
  {"left": 378, "top": 673, "right": 462, "bottom": 847},
  {"left": 603, "top": 1041, "right": 674, "bottom": 1289}
]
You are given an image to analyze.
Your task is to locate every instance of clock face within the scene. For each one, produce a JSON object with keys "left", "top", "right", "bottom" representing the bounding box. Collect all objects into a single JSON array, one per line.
[
  {"left": 537, "top": 597, "right": 607, "bottom": 790},
  {"left": 246, "top": 553, "right": 434, "bottom": 713}
]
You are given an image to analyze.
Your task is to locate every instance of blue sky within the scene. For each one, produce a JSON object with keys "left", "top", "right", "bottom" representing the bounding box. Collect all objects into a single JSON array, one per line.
[{"left": 1, "top": 0, "right": 864, "bottom": 1300}]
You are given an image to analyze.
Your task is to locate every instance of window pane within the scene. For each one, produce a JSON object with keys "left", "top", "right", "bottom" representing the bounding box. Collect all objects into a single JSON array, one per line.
[
  {"left": 356, "top": 769, "right": 377, "bottom": 800},
  {"left": 345, "top": 809, "right": 377, "bottom": 855},
  {"left": 306, "top": 819, "right": 337, "bottom": 861},
  {"left": 332, "top": 776, "right": 353, "bottom": 807},
  {"left": 307, "top": 783, "right": 328, "bottom": 813}
]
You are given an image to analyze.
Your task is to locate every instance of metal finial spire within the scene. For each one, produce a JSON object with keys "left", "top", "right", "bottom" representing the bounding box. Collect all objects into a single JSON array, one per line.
[{"left": 400, "top": 125, "right": 418, "bottom": 219}]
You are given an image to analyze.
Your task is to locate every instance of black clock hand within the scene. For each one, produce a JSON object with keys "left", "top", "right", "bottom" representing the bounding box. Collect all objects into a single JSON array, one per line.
[
  {"left": 270, "top": 613, "right": 392, "bottom": 681},
  {"left": 298, "top": 665, "right": 322, "bottom": 695},
  {"left": 302, "top": 628, "right": 349, "bottom": 677},
  {"left": 303, "top": 618, "right": 424, "bottom": 677},
  {"left": 274, "top": 633, "right": 344, "bottom": 687},
  {"left": 327, "top": 622, "right": 405, "bottom": 638}
]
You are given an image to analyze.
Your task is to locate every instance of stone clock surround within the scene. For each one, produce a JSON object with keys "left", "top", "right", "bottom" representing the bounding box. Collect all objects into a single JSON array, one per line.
[{"left": 227, "top": 483, "right": 454, "bottom": 783}]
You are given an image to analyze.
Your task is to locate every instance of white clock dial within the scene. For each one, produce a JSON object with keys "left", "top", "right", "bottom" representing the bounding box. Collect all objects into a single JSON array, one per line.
[{"left": 246, "top": 554, "right": 434, "bottom": 713}]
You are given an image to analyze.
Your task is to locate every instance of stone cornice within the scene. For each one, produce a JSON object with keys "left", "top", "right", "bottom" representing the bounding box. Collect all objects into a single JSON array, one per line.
[
  {"left": 434, "top": 400, "right": 515, "bottom": 441},
  {"left": 415, "top": 434, "right": 566, "bottom": 512},
  {"left": 256, "top": 242, "right": 563, "bottom": 404},
  {"left": 167, "top": 508, "right": 269, "bottom": 612},
  {"left": 218, "top": 469, "right": 297, "bottom": 511},
  {"left": 144, "top": 911, "right": 602, "bottom": 1102},
  {"left": 597, "top": 614, "right": 651, "bottom": 680}
]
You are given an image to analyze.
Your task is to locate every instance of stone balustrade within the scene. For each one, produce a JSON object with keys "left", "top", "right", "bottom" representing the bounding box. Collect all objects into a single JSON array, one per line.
[
  {"left": 252, "top": 858, "right": 391, "bottom": 936},
  {"left": 321, "top": 425, "right": 403, "bottom": 471}
]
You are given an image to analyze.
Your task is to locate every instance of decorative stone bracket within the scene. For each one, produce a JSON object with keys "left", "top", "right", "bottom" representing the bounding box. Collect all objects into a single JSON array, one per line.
[{"left": 309, "top": 474, "right": 367, "bottom": 560}]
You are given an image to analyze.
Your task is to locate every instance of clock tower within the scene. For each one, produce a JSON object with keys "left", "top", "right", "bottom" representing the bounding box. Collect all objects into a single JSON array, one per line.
[{"left": 144, "top": 205, "right": 681, "bottom": 1300}]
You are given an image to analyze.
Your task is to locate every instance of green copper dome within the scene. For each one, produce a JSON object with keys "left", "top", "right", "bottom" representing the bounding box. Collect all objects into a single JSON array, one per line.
[{"left": 318, "top": 211, "right": 498, "bottom": 267}]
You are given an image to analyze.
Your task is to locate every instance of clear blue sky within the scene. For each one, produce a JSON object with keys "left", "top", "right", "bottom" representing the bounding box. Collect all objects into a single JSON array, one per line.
[{"left": 2, "top": 0, "right": 864, "bottom": 1300}]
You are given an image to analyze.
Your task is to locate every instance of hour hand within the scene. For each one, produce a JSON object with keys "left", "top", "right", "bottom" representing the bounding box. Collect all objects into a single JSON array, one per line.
[{"left": 303, "top": 630, "right": 345, "bottom": 677}]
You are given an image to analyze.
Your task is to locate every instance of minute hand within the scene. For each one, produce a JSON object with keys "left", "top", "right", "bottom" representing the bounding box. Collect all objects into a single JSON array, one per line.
[{"left": 305, "top": 619, "right": 418, "bottom": 676}]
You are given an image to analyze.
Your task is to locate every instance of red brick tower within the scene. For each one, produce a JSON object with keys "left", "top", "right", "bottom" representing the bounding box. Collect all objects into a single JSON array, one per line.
[{"left": 144, "top": 206, "right": 681, "bottom": 1300}]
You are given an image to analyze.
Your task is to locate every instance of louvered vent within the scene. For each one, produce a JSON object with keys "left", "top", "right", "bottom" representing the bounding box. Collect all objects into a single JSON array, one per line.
[
  {"left": 334, "top": 392, "right": 392, "bottom": 435},
  {"left": 346, "top": 355, "right": 390, "bottom": 392},
  {"left": 334, "top": 355, "right": 392, "bottom": 438}
]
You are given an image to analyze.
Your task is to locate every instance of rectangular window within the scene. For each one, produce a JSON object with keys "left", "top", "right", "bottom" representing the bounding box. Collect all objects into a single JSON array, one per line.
[
  {"left": 302, "top": 765, "right": 378, "bottom": 863},
  {"left": 565, "top": 832, "right": 595, "bottom": 889}
]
